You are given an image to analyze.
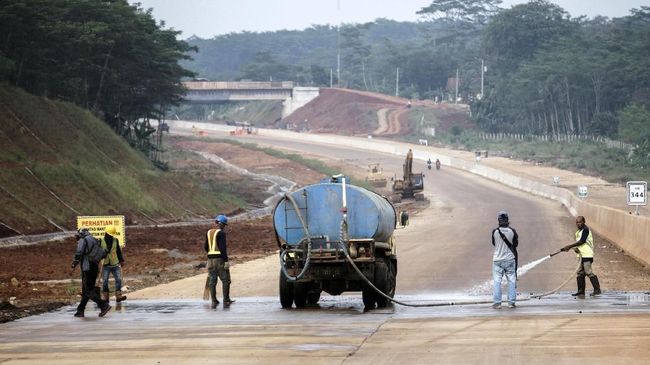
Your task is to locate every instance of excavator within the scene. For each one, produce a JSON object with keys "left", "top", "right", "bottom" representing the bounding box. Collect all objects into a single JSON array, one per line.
[{"left": 392, "top": 149, "right": 424, "bottom": 201}]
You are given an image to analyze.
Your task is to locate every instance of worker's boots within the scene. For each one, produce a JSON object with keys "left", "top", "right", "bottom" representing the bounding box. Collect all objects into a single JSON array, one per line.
[
  {"left": 572, "top": 276, "right": 586, "bottom": 297},
  {"left": 115, "top": 290, "right": 127, "bottom": 302},
  {"left": 223, "top": 285, "right": 235, "bottom": 306},
  {"left": 210, "top": 287, "right": 219, "bottom": 308},
  {"left": 589, "top": 275, "right": 602, "bottom": 296},
  {"left": 73, "top": 310, "right": 84, "bottom": 318}
]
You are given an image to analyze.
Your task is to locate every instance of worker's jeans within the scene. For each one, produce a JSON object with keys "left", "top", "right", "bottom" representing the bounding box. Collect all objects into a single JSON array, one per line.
[
  {"left": 102, "top": 264, "right": 123, "bottom": 292},
  {"left": 493, "top": 259, "right": 517, "bottom": 305}
]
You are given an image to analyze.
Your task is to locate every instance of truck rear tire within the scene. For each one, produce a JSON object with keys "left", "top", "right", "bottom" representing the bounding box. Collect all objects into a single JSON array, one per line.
[
  {"left": 307, "top": 289, "right": 321, "bottom": 304},
  {"left": 375, "top": 259, "right": 390, "bottom": 308},
  {"left": 279, "top": 270, "right": 294, "bottom": 308},
  {"left": 362, "top": 285, "right": 376, "bottom": 310},
  {"left": 293, "top": 282, "right": 308, "bottom": 308}
]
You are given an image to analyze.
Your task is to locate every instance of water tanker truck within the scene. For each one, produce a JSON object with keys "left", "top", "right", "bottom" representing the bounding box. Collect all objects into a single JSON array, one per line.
[{"left": 273, "top": 175, "right": 407, "bottom": 310}]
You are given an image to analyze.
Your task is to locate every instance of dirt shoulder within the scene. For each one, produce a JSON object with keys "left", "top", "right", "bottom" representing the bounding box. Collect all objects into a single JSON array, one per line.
[{"left": 0, "top": 139, "right": 374, "bottom": 322}]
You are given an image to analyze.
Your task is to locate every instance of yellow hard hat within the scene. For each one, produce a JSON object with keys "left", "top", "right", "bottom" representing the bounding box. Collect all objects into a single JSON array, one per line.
[{"left": 104, "top": 225, "right": 118, "bottom": 236}]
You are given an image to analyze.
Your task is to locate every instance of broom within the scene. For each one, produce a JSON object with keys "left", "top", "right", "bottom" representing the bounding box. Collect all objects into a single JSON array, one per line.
[{"left": 202, "top": 274, "right": 210, "bottom": 301}]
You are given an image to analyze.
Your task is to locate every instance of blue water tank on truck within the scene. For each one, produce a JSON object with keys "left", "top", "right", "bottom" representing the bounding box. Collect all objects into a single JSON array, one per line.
[{"left": 273, "top": 175, "right": 408, "bottom": 310}]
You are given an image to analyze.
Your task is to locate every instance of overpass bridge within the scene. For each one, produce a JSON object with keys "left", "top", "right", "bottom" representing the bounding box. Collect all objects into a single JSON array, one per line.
[
  {"left": 183, "top": 81, "right": 295, "bottom": 102},
  {"left": 182, "top": 80, "right": 319, "bottom": 117}
]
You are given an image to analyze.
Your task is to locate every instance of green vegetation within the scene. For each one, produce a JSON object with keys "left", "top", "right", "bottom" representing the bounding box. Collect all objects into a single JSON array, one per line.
[
  {"left": 0, "top": 0, "right": 194, "bottom": 158},
  {"left": 184, "top": 1, "right": 649, "bottom": 167},
  {"left": 173, "top": 100, "right": 283, "bottom": 126},
  {"left": 0, "top": 85, "right": 252, "bottom": 234},
  {"left": 434, "top": 131, "right": 649, "bottom": 184}
]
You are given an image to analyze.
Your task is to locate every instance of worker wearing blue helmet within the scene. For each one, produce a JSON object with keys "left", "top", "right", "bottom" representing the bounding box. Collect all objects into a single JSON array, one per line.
[{"left": 204, "top": 214, "right": 235, "bottom": 307}]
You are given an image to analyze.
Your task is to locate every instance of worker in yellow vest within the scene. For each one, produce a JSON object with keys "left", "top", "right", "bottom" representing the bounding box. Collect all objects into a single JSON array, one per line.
[
  {"left": 560, "top": 216, "right": 601, "bottom": 296},
  {"left": 100, "top": 225, "right": 127, "bottom": 303},
  {"left": 204, "top": 215, "right": 234, "bottom": 308}
]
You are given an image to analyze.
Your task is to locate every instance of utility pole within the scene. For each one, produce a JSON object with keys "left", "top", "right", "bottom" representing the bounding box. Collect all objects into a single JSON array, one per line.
[
  {"left": 481, "top": 58, "right": 485, "bottom": 99},
  {"left": 455, "top": 68, "right": 459, "bottom": 104},
  {"left": 336, "top": 0, "right": 341, "bottom": 87},
  {"left": 330, "top": 68, "right": 333, "bottom": 88},
  {"left": 395, "top": 67, "right": 399, "bottom": 96}
]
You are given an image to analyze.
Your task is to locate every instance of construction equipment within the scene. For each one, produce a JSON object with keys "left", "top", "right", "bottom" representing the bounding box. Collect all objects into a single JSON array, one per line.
[
  {"left": 392, "top": 149, "right": 424, "bottom": 200},
  {"left": 274, "top": 175, "right": 408, "bottom": 310},
  {"left": 365, "top": 163, "right": 387, "bottom": 188}
]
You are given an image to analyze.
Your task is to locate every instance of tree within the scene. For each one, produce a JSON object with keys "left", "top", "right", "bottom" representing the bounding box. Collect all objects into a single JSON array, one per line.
[
  {"left": 618, "top": 104, "right": 650, "bottom": 144},
  {"left": 482, "top": 0, "right": 573, "bottom": 75},
  {"left": 339, "top": 24, "right": 371, "bottom": 89},
  {"left": 239, "top": 51, "right": 290, "bottom": 81},
  {"left": 0, "top": 0, "right": 196, "bottom": 156}
]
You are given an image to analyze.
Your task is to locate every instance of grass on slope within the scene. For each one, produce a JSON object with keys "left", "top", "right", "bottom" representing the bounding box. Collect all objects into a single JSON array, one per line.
[{"left": 0, "top": 85, "right": 246, "bottom": 235}]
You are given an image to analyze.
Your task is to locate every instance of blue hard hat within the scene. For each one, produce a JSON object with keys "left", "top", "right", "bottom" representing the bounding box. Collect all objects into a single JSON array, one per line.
[{"left": 215, "top": 214, "right": 228, "bottom": 225}]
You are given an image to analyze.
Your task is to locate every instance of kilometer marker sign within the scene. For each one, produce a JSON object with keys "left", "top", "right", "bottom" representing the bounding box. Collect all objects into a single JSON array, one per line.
[{"left": 627, "top": 181, "right": 647, "bottom": 206}]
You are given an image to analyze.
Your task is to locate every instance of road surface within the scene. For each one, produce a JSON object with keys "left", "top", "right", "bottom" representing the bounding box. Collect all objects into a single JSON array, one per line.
[{"left": 2, "top": 126, "right": 649, "bottom": 365}]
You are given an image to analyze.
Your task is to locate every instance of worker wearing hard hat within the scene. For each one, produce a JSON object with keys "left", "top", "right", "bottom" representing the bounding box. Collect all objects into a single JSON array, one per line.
[
  {"left": 100, "top": 225, "right": 127, "bottom": 303},
  {"left": 205, "top": 215, "right": 235, "bottom": 308}
]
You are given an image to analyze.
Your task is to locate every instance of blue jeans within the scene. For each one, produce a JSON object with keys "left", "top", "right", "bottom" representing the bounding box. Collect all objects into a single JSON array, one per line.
[
  {"left": 493, "top": 259, "right": 516, "bottom": 305},
  {"left": 102, "top": 265, "right": 123, "bottom": 292}
]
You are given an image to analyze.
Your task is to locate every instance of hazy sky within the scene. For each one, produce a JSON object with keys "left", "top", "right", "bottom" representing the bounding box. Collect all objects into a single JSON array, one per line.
[{"left": 130, "top": 0, "right": 649, "bottom": 39}]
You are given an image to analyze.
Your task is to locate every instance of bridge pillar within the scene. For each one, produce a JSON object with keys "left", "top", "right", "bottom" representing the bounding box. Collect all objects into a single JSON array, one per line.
[{"left": 282, "top": 87, "right": 320, "bottom": 117}]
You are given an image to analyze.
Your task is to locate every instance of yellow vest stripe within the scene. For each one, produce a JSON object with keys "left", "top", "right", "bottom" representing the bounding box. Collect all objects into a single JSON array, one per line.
[
  {"left": 207, "top": 229, "right": 221, "bottom": 255},
  {"left": 575, "top": 228, "right": 594, "bottom": 258}
]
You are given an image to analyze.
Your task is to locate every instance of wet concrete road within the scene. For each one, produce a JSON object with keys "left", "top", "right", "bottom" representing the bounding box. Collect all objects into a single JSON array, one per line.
[
  {"left": 1, "top": 293, "right": 649, "bottom": 364},
  {"left": 3, "top": 125, "right": 648, "bottom": 364}
]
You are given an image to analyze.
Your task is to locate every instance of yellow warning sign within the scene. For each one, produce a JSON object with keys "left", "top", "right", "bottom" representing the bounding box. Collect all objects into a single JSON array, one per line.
[{"left": 76, "top": 215, "right": 126, "bottom": 247}]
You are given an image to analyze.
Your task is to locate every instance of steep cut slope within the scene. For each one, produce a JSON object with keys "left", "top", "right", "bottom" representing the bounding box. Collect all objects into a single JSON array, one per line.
[
  {"left": 281, "top": 88, "right": 472, "bottom": 136},
  {"left": 0, "top": 86, "right": 244, "bottom": 236}
]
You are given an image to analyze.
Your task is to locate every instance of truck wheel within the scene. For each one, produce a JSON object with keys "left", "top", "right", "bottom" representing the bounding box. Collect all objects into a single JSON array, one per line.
[
  {"left": 362, "top": 285, "right": 376, "bottom": 310},
  {"left": 374, "top": 260, "right": 390, "bottom": 308},
  {"left": 386, "top": 261, "right": 396, "bottom": 304},
  {"left": 307, "top": 289, "right": 321, "bottom": 305},
  {"left": 293, "top": 282, "right": 308, "bottom": 308},
  {"left": 279, "top": 270, "right": 294, "bottom": 308}
]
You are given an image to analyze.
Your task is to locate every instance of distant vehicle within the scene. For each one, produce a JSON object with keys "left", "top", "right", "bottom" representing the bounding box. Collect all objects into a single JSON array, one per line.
[
  {"left": 366, "top": 163, "right": 388, "bottom": 188},
  {"left": 392, "top": 149, "right": 424, "bottom": 201}
]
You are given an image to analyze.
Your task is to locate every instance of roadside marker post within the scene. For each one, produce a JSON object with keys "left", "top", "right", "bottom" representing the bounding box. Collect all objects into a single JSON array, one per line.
[
  {"left": 577, "top": 185, "right": 588, "bottom": 199},
  {"left": 627, "top": 181, "right": 647, "bottom": 216}
]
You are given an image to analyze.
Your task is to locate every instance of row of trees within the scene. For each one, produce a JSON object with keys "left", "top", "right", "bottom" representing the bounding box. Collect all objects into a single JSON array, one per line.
[
  {"left": 0, "top": 0, "right": 195, "bottom": 156},
  {"left": 185, "top": 0, "right": 648, "bottom": 166}
]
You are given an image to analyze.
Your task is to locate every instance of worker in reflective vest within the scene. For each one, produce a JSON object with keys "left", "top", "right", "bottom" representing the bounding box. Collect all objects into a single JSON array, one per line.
[
  {"left": 560, "top": 216, "right": 601, "bottom": 296},
  {"left": 204, "top": 214, "right": 234, "bottom": 307}
]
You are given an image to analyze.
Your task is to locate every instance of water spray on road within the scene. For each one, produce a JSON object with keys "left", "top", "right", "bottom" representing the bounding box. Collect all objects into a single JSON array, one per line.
[{"left": 468, "top": 255, "right": 553, "bottom": 296}]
